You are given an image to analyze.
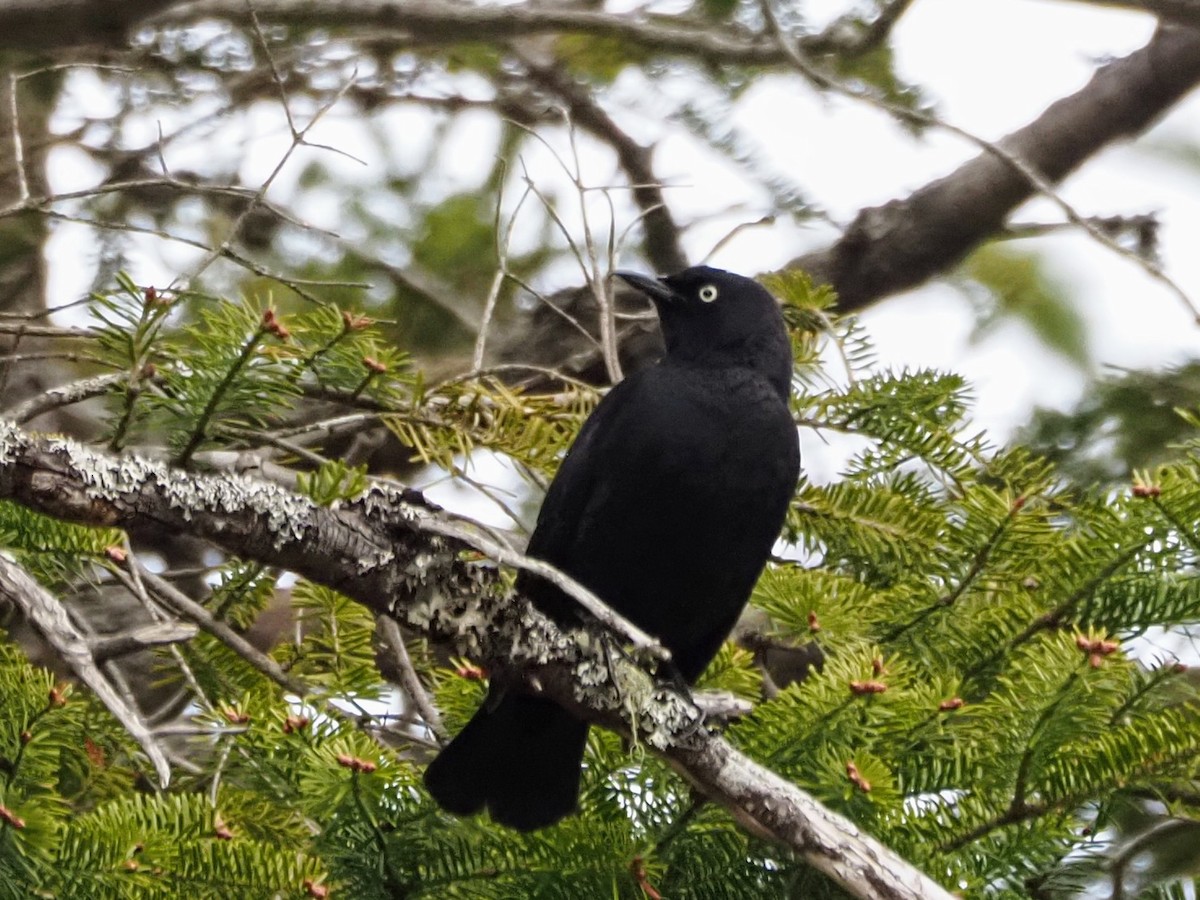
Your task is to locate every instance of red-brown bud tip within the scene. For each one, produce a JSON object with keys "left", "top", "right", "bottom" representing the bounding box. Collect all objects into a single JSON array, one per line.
[
  {"left": 335, "top": 753, "right": 377, "bottom": 774},
  {"left": 342, "top": 311, "right": 373, "bottom": 331},
  {"left": 846, "top": 761, "right": 872, "bottom": 792},
  {"left": 850, "top": 680, "right": 887, "bottom": 695}
]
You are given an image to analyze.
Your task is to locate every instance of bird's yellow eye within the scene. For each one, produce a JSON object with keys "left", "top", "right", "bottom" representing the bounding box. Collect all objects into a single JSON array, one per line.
[{"left": 698, "top": 284, "right": 719, "bottom": 303}]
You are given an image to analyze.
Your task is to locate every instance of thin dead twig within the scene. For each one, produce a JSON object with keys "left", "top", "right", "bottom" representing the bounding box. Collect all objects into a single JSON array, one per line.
[
  {"left": 181, "top": 44, "right": 363, "bottom": 295},
  {"left": 8, "top": 372, "right": 126, "bottom": 423},
  {"left": 126, "top": 560, "right": 310, "bottom": 695},
  {"left": 473, "top": 174, "right": 530, "bottom": 370},
  {"left": 375, "top": 615, "right": 448, "bottom": 744}
]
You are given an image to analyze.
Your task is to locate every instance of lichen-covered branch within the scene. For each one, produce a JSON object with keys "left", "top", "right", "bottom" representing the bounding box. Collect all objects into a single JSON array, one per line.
[{"left": 0, "top": 418, "right": 952, "bottom": 899}]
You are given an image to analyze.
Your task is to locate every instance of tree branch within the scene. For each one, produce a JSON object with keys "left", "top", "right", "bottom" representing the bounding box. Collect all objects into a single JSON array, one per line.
[
  {"left": 0, "top": 0, "right": 181, "bottom": 51},
  {"left": 1063, "top": 0, "right": 1200, "bottom": 28},
  {"left": 0, "top": 418, "right": 953, "bottom": 900},
  {"left": 794, "top": 24, "right": 1200, "bottom": 312},
  {"left": 151, "top": 0, "right": 783, "bottom": 64},
  {"left": 0, "top": 551, "right": 173, "bottom": 786},
  {"left": 90, "top": 620, "right": 198, "bottom": 663}
]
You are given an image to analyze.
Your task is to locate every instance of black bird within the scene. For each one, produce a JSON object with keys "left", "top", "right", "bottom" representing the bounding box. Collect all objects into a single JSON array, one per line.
[{"left": 423, "top": 266, "right": 800, "bottom": 831}]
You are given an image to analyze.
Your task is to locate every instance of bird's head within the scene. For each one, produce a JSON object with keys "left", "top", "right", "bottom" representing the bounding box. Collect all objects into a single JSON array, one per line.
[{"left": 615, "top": 265, "right": 793, "bottom": 399}]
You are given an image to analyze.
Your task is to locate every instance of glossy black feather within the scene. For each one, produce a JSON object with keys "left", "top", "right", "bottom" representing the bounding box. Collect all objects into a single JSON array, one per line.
[{"left": 424, "top": 266, "right": 800, "bottom": 830}]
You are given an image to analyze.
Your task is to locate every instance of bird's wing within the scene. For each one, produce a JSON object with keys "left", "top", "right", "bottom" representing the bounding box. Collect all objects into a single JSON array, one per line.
[
  {"left": 524, "top": 369, "right": 647, "bottom": 566},
  {"left": 517, "top": 368, "right": 660, "bottom": 626}
]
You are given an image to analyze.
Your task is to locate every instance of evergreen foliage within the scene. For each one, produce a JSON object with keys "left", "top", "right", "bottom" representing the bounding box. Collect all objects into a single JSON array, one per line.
[{"left": 1, "top": 274, "right": 1197, "bottom": 898}]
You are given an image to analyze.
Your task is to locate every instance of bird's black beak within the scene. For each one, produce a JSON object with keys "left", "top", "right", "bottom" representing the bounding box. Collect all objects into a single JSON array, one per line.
[{"left": 615, "top": 270, "right": 676, "bottom": 304}]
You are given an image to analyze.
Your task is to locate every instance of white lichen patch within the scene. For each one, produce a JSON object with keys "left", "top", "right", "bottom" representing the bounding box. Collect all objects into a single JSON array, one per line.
[
  {"left": 23, "top": 429, "right": 317, "bottom": 550},
  {"left": 575, "top": 657, "right": 610, "bottom": 689},
  {"left": 638, "top": 688, "right": 703, "bottom": 750},
  {"left": 164, "top": 472, "right": 315, "bottom": 547},
  {"left": 356, "top": 483, "right": 422, "bottom": 524},
  {"left": 355, "top": 548, "right": 395, "bottom": 573},
  {"left": 0, "top": 420, "right": 26, "bottom": 459}
]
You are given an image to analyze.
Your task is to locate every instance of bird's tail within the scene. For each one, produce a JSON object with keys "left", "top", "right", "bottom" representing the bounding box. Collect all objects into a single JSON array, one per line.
[{"left": 423, "top": 693, "right": 589, "bottom": 831}]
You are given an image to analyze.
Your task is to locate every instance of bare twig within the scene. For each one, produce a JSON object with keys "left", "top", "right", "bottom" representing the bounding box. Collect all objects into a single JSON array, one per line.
[
  {"left": 517, "top": 53, "right": 687, "bottom": 273},
  {"left": 506, "top": 270, "right": 604, "bottom": 350},
  {"left": 691, "top": 689, "right": 754, "bottom": 722},
  {"left": 38, "top": 209, "right": 355, "bottom": 305},
  {"left": 1002, "top": 213, "right": 1159, "bottom": 252},
  {"left": 246, "top": 0, "right": 298, "bottom": 137},
  {"left": 110, "top": 538, "right": 218, "bottom": 714},
  {"left": 0, "top": 177, "right": 341, "bottom": 241},
  {"left": 412, "top": 510, "right": 666, "bottom": 661},
  {"left": 126, "top": 561, "right": 310, "bottom": 695},
  {"left": 702, "top": 215, "right": 777, "bottom": 264},
  {"left": 566, "top": 118, "right": 623, "bottom": 384},
  {"left": 375, "top": 615, "right": 448, "bottom": 743},
  {"left": 8, "top": 372, "right": 126, "bottom": 423},
  {"left": 7, "top": 72, "right": 28, "bottom": 201},
  {"left": 473, "top": 177, "right": 530, "bottom": 370},
  {"left": 181, "top": 63, "right": 363, "bottom": 293},
  {"left": 439, "top": 466, "right": 529, "bottom": 535},
  {"left": 91, "top": 621, "right": 200, "bottom": 663},
  {"left": 430, "top": 363, "right": 599, "bottom": 395}
]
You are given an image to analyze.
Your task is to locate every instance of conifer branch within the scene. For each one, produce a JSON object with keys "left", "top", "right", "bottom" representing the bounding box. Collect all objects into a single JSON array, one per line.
[{"left": 0, "top": 418, "right": 953, "bottom": 900}]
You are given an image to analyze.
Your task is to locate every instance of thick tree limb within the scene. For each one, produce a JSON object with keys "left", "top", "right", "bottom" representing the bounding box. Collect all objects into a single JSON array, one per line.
[
  {"left": 0, "top": 418, "right": 952, "bottom": 900},
  {"left": 0, "top": 0, "right": 181, "bottom": 50},
  {"left": 795, "top": 24, "right": 1200, "bottom": 312},
  {"left": 1065, "top": 0, "right": 1200, "bottom": 28},
  {"left": 153, "top": 0, "right": 784, "bottom": 64},
  {"left": 0, "top": 0, "right": 907, "bottom": 61}
]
